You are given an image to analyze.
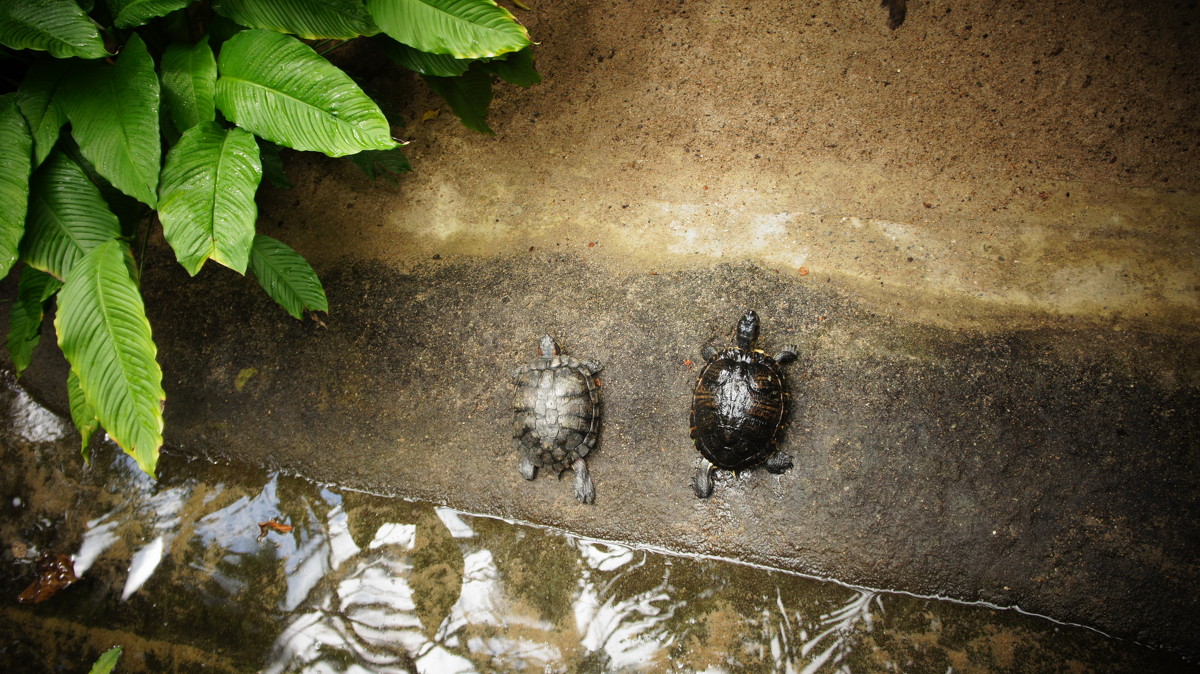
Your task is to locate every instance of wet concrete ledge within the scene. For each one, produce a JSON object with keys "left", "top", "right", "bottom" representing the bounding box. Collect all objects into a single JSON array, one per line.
[{"left": 9, "top": 251, "right": 1199, "bottom": 660}]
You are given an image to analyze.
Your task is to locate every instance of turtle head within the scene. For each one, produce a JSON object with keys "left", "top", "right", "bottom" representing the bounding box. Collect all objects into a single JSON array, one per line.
[
  {"left": 735, "top": 310, "right": 759, "bottom": 349},
  {"left": 538, "top": 335, "right": 560, "bottom": 357}
]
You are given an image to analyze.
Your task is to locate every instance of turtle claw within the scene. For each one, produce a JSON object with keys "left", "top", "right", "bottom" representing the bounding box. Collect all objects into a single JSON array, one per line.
[
  {"left": 519, "top": 454, "right": 537, "bottom": 481},
  {"left": 572, "top": 458, "right": 595, "bottom": 504},
  {"left": 693, "top": 458, "right": 715, "bottom": 499}
]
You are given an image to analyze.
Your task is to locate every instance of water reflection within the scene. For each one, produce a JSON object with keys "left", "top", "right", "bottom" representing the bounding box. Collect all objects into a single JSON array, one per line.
[{"left": 0, "top": 377, "right": 1192, "bottom": 673}]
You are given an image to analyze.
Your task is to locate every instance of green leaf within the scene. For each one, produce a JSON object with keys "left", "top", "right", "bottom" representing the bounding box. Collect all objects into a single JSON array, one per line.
[
  {"left": 250, "top": 234, "right": 327, "bottom": 319},
  {"left": 16, "top": 58, "right": 71, "bottom": 166},
  {"left": 215, "top": 29, "right": 397, "bottom": 157},
  {"left": 0, "top": 94, "right": 32, "bottom": 280},
  {"left": 366, "top": 0, "right": 530, "bottom": 59},
  {"left": 6, "top": 266, "right": 61, "bottom": 376},
  {"left": 60, "top": 33, "right": 161, "bottom": 208},
  {"left": 87, "top": 646, "right": 122, "bottom": 674},
  {"left": 377, "top": 37, "right": 469, "bottom": 77},
  {"left": 158, "top": 122, "right": 262, "bottom": 275},
  {"left": 20, "top": 151, "right": 121, "bottom": 280},
  {"left": 257, "top": 137, "right": 291, "bottom": 188},
  {"left": 0, "top": 0, "right": 109, "bottom": 59},
  {"left": 347, "top": 147, "right": 411, "bottom": 182},
  {"left": 68, "top": 367, "right": 99, "bottom": 462},
  {"left": 214, "top": 0, "right": 379, "bottom": 39},
  {"left": 107, "top": 0, "right": 191, "bottom": 28},
  {"left": 481, "top": 45, "right": 539, "bottom": 86},
  {"left": 58, "top": 138, "right": 148, "bottom": 239},
  {"left": 160, "top": 39, "right": 217, "bottom": 134},
  {"left": 423, "top": 66, "right": 493, "bottom": 134},
  {"left": 56, "top": 239, "right": 164, "bottom": 477}
]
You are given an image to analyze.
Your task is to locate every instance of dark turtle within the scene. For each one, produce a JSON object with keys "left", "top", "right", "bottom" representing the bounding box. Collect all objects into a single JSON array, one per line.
[
  {"left": 512, "top": 335, "right": 602, "bottom": 503},
  {"left": 690, "top": 310, "right": 797, "bottom": 498}
]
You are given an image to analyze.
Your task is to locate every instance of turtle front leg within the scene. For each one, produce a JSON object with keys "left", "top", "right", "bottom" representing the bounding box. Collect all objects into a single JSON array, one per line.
[
  {"left": 519, "top": 453, "right": 538, "bottom": 481},
  {"left": 701, "top": 345, "right": 719, "bottom": 361},
  {"left": 572, "top": 457, "right": 595, "bottom": 504},
  {"left": 693, "top": 457, "right": 716, "bottom": 498},
  {"left": 765, "top": 452, "right": 793, "bottom": 474},
  {"left": 775, "top": 345, "right": 799, "bottom": 365}
]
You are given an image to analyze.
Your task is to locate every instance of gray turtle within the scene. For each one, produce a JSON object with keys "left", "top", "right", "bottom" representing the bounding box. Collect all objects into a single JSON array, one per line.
[{"left": 512, "top": 335, "right": 602, "bottom": 503}]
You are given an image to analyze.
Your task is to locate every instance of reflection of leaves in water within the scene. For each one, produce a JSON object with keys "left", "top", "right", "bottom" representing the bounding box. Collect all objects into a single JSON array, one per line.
[
  {"left": 272, "top": 476, "right": 320, "bottom": 542},
  {"left": 574, "top": 647, "right": 612, "bottom": 674},
  {"left": 187, "top": 535, "right": 287, "bottom": 646},
  {"left": 657, "top": 558, "right": 758, "bottom": 668},
  {"left": 409, "top": 507, "right": 463, "bottom": 637},
  {"left": 572, "top": 540, "right": 679, "bottom": 670},
  {"left": 474, "top": 518, "right": 579, "bottom": 624},
  {"left": 674, "top": 598, "right": 743, "bottom": 670},
  {"left": 340, "top": 490, "right": 396, "bottom": 549},
  {"left": 850, "top": 598, "right": 964, "bottom": 671}
]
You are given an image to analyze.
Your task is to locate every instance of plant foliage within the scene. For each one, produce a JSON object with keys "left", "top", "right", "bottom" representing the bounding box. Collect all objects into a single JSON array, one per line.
[
  {"left": 88, "top": 645, "right": 123, "bottom": 674},
  {"left": 55, "top": 239, "right": 164, "bottom": 476},
  {"left": 0, "top": 0, "right": 538, "bottom": 477}
]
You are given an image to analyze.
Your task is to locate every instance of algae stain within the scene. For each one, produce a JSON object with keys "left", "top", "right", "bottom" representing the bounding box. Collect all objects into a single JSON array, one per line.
[{"left": 234, "top": 368, "right": 258, "bottom": 392}]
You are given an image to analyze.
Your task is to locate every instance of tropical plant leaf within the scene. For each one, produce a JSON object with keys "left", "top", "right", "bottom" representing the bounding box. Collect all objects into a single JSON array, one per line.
[
  {"left": 7, "top": 266, "right": 61, "bottom": 376},
  {"left": 0, "top": 93, "right": 31, "bottom": 280},
  {"left": 423, "top": 66, "right": 493, "bottom": 134},
  {"left": 158, "top": 122, "right": 262, "bottom": 275},
  {"left": 67, "top": 367, "right": 99, "bottom": 462},
  {"left": 55, "top": 239, "right": 164, "bottom": 477},
  {"left": 60, "top": 33, "right": 161, "bottom": 208},
  {"left": 481, "top": 45, "right": 539, "bottom": 86},
  {"left": 250, "top": 234, "right": 327, "bottom": 319},
  {"left": 16, "top": 58, "right": 71, "bottom": 166},
  {"left": 214, "top": 0, "right": 379, "bottom": 39},
  {"left": 366, "top": 0, "right": 530, "bottom": 59},
  {"left": 107, "top": 0, "right": 191, "bottom": 28},
  {"left": 57, "top": 138, "right": 148, "bottom": 239},
  {"left": 257, "top": 137, "right": 291, "bottom": 188},
  {"left": 20, "top": 151, "right": 121, "bottom": 281},
  {"left": 347, "top": 147, "right": 411, "bottom": 182},
  {"left": 377, "top": 37, "right": 469, "bottom": 77},
  {"left": 86, "top": 643, "right": 122, "bottom": 674},
  {"left": 0, "top": 0, "right": 109, "bottom": 59},
  {"left": 215, "top": 29, "right": 397, "bottom": 157},
  {"left": 160, "top": 39, "right": 217, "bottom": 134}
]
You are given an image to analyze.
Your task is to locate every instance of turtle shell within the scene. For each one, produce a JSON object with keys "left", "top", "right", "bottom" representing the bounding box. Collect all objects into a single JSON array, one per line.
[
  {"left": 513, "top": 354, "right": 601, "bottom": 472},
  {"left": 690, "top": 346, "right": 788, "bottom": 471}
]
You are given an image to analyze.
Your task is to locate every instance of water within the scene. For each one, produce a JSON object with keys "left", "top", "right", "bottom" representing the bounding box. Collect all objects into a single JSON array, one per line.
[{"left": 0, "top": 377, "right": 1191, "bottom": 673}]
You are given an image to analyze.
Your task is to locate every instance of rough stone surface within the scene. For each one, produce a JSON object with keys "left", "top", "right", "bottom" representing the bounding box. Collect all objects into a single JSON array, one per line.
[{"left": 5, "top": 0, "right": 1199, "bottom": 662}]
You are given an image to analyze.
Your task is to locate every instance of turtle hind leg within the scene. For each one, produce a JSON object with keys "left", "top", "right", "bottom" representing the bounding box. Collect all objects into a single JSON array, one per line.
[
  {"left": 519, "top": 454, "right": 538, "bottom": 481},
  {"left": 765, "top": 452, "right": 793, "bottom": 474},
  {"left": 693, "top": 458, "right": 716, "bottom": 498},
  {"left": 572, "top": 457, "right": 595, "bottom": 504}
]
